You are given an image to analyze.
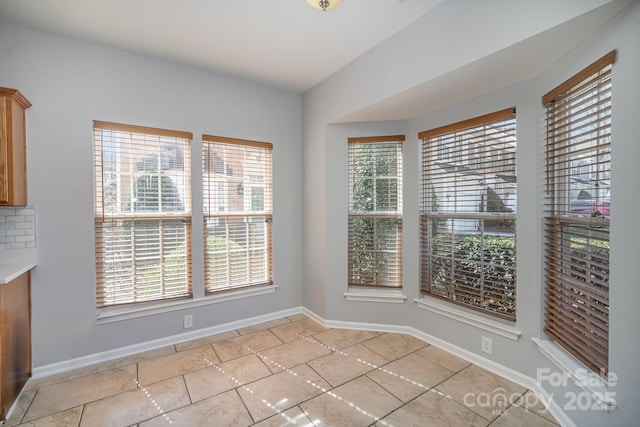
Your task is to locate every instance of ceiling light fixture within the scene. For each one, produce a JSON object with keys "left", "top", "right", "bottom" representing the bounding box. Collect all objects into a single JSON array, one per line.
[{"left": 306, "top": 0, "right": 342, "bottom": 12}]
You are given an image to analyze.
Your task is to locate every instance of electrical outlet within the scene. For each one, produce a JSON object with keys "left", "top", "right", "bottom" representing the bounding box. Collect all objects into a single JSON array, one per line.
[
  {"left": 183, "top": 314, "right": 193, "bottom": 329},
  {"left": 481, "top": 336, "right": 492, "bottom": 354}
]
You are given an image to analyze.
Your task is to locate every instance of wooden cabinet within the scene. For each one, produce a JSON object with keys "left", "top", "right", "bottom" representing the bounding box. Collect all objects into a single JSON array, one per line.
[
  {"left": 0, "top": 87, "right": 31, "bottom": 206},
  {"left": 0, "top": 273, "right": 31, "bottom": 421}
]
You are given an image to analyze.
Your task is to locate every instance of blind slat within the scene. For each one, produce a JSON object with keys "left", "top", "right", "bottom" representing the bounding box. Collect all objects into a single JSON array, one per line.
[
  {"left": 94, "top": 123, "right": 192, "bottom": 308},
  {"left": 420, "top": 109, "right": 517, "bottom": 321},
  {"left": 543, "top": 50, "right": 615, "bottom": 105},
  {"left": 543, "top": 52, "right": 613, "bottom": 377},
  {"left": 203, "top": 137, "right": 273, "bottom": 293}
]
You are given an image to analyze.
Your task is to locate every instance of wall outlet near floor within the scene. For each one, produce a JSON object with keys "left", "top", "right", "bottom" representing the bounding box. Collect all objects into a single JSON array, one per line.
[
  {"left": 481, "top": 336, "right": 493, "bottom": 354},
  {"left": 183, "top": 314, "right": 193, "bottom": 329}
]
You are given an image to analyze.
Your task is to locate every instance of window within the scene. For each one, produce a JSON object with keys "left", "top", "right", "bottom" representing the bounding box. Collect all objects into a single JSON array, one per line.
[
  {"left": 202, "top": 135, "right": 272, "bottom": 292},
  {"left": 543, "top": 51, "right": 614, "bottom": 377},
  {"left": 93, "top": 121, "right": 192, "bottom": 308},
  {"left": 348, "top": 136, "right": 404, "bottom": 288},
  {"left": 419, "top": 109, "right": 517, "bottom": 320}
]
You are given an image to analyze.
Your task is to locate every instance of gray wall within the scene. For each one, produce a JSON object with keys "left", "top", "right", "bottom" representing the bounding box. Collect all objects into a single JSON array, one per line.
[
  {"left": 0, "top": 21, "right": 303, "bottom": 367},
  {"left": 303, "top": 1, "right": 640, "bottom": 426},
  {"left": 1, "top": 0, "right": 639, "bottom": 425}
]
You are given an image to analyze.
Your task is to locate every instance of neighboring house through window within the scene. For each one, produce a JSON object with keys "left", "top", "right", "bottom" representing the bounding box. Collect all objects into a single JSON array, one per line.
[
  {"left": 419, "top": 109, "right": 517, "bottom": 320},
  {"left": 93, "top": 121, "right": 192, "bottom": 308},
  {"left": 348, "top": 136, "right": 404, "bottom": 288},
  {"left": 202, "top": 135, "right": 273, "bottom": 293},
  {"left": 543, "top": 51, "right": 614, "bottom": 377}
]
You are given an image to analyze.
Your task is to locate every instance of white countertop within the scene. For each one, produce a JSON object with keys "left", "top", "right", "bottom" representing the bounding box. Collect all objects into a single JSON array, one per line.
[
  {"left": 0, "top": 248, "right": 36, "bottom": 284},
  {"left": 0, "top": 261, "right": 36, "bottom": 284}
]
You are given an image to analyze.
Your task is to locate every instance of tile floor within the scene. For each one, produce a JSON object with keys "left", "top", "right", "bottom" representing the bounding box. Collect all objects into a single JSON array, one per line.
[{"left": 6, "top": 314, "right": 559, "bottom": 426}]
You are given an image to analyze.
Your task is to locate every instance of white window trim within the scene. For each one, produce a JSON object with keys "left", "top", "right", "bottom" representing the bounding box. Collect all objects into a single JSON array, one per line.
[
  {"left": 96, "top": 284, "right": 277, "bottom": 324},
  {"left": 533, "top": 338, "right": 616, "bottom": 411},
  {"left": 344, "top": 288, "right": 407, "bottom": 304},
  {"left": 415, "top": 296, "right": 521, "bottom": 340}
]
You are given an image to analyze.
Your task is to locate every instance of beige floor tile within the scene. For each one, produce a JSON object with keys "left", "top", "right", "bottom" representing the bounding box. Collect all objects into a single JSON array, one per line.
[
  {"left": 213, "top": 329, "right": 283, "bottom": 362},
  {"left": 300, "top": 376, "right": 403, "bottom": 427},
  {"left": 5, "top": 389, "right": 36, "bottom": 426},
  {"left": 269, "top": 318, "right": 329, "bottom": 343},
  {"left": 139, "top": 389, "right": 252, "bottom": 427},
  {"left": 491, "top": 404, "right": 558, "bottom": 427},
  {"left": 138, "top": 345, "right": 219, "bottom": 385},
  {"left": 361, "top": 333, "right": 427, "bottom": 361},
  {"left": 258, "top": 337, "right": 333, "bottom": 373},
  {"left": 18, "top": 318, "right": 552, "bottom": 427},
  {"left": 24, "top": 365, "right": 137, "bottom": 422},
  {"left": 14, "top": 406, "right": 83, "bottom": 427},
  {"left": 237, "top": 318, "right": 292, "bottom": 335},
  {"left": 286, "top": 314, "right": 308, "bottom": 322},
  {"left": 25, "top": 348, "right": 175, "bottom": 392},
  {"left": 313, "top": 328, "right": 380, "bottom": 350},
  {"left": 80, "top": 376, "right": 190, "bottom": 427},
  {"left": 237, "top": 363, "right": 331, "bottom": 423},
  {"left": 174, "top": 330, "right": 239, "bottom": 352},
  {"left": 106, "top": 346, "right": 177, "bottom": 366},
  {"left": 437, "top": 365, "right": 527, "bottom": 421},
  {"left": 376, "top": 388, "right": 489, "bottom": 427},
  {"left": 253, "top": 406, "right": 314, "bottom": 427},
  {"left": 307, "top": 343, "right": 388, "bottom": 387},
  {"left": 514, "top": 390, "right": 558, "bottom": 424},
  {"left": 416, "top": 345, "right": 471, "bottom": 372},
  {"left": 184, "top": 354, "right": 272, "bottom": 402},
  {"left": 367, "top": 352, "right": 454, "bottom": 402}
]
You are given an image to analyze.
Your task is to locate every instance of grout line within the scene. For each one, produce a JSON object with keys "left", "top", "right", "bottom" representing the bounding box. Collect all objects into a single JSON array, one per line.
[
  {"left": 7, "top": 388, "right": 37, "bottom": 426},
  {"left": 135, "top": 380, "right": 175, "bottom": 425},
  {"left": 233, "top": 388, "right": 256, "bottom": 425},
  {"left": 19, "top": 315, "right": 557, "bottom": 426},
  {"left": 247, "top": 346, "right": 395, "bottom": 426},
  {"left": 182, "top": 374, "right": 195, "bottom": 405},
  {"left": 76, "top": 404, "right": 85, "bottom": 427}
]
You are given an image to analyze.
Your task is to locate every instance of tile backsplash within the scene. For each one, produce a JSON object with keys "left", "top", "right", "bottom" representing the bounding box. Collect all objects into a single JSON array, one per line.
[{"left": 0, "top": 207, "right": 35, "bottom": 250}]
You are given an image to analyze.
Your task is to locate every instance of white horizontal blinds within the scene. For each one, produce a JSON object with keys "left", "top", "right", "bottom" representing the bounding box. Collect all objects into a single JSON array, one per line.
[
  {"left": 202, "top": 135, "right": 273, "bottom": 293},
  {"left": 348, "top": 135, "right": 404, "bottom": 288},
  {"left": 419, "top": 109, "right": 517, "bottom": 321},
  {"left": 543, "top": 51, "right": 614, "bottom": 377},
  {"left": 93, "top": 121, "right": 192, "bottom": 308}
]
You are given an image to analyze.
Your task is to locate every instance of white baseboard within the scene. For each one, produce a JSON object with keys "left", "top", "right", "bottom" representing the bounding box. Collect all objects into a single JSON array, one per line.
[
  {"left": 307, "top": 310, "right": 535, "bottom": 389},
  {"left": 304, "top": 308, "right": 574, "bottom": 427},
  {"left": 32, "top": 305, "right": 573, "bottom": 427},
  {"left": 32, "top": 306, "right": 303, "bottom": 379}
]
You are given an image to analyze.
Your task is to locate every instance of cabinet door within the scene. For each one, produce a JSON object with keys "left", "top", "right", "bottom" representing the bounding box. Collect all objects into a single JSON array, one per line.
[
  {"left": 0, "top": 95, "right": 11, "bottom": 204},
  {"left": 0, "top": 273, "right": 31, "bottom": 420},
  {"left": 0, "top": 88, "right": 31, "bottom": 206}
]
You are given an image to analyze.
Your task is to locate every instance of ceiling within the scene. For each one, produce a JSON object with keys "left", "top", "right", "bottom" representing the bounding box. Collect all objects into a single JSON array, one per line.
[{"left": 0, "top": 0, "right": 443, "bottom": 93}]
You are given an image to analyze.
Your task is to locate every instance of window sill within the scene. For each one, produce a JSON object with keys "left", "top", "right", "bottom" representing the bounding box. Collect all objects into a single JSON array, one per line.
[
  {"left": 414, "top": 297, "right": 521, "bottom": 340},
  {"left": 96, "top": 284, "right": 278, "bottom": 324},
  {"left": 344, "top": 289, "right": 407, "bottom": 304},
  {"left": 532, "top": 338, "right": 616, "bottom": 411}
]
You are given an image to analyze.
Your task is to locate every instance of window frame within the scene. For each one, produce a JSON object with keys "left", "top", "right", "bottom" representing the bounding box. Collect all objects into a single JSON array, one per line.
[
  {"left": 347, "top": 135, "right": 404, "bottom": 289},
  {"left": 542, "top": 50, "right": 615, "bottom": 378},
  {"left": 202, "top": 134, "right": 273, "bottom": 294},
  {"left": 93, "top": 121, "right": 193, "bottom": 309},
  {"left": 419, "top": 108, "right": 517, "bottom": 321}
]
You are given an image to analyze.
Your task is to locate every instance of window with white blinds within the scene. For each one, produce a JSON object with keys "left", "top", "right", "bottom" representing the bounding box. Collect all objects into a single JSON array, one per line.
[
  {"left": 543, "top": 51, "right": 614, "bottom": 377},
  {"left": 419, "top": 109, "right": 517, "bottom": 320},
  {"left": 348, "top": 136, "right": 403, "bottom": 288},
  {"left": 202, "top": 135, "right": 273, "bottom": 293},
  {"left": 93, "top": 121, "right": 192, "bottom": 308}
]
